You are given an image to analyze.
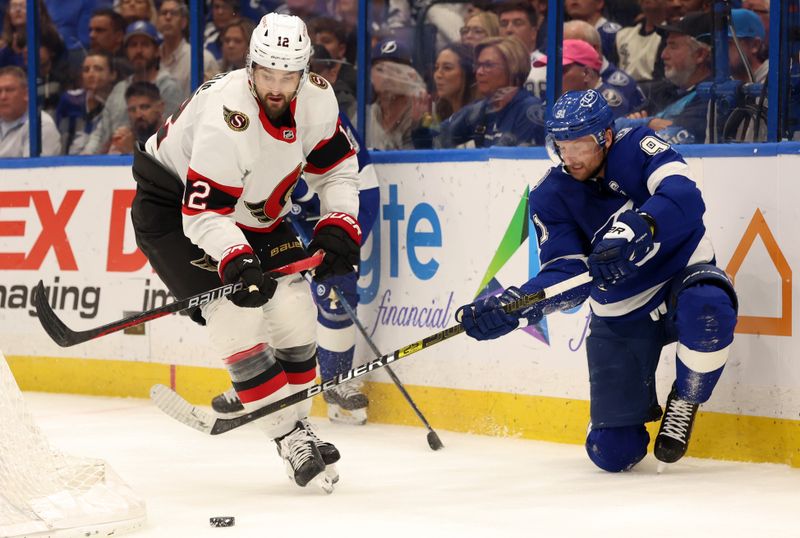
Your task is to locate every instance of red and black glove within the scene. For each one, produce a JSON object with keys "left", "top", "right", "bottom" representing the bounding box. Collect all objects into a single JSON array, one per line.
[
  {"left": 308, "top": 212, "right": 361, "bottom": 281},
  {"left": 218, "top": 245, "right": 277, "bottom": 308}
]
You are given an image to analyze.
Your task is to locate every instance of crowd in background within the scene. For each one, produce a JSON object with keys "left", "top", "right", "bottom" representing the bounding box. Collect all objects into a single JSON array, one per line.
[{"left": 0, "top": 0, "right": 778, "bottom": 157}]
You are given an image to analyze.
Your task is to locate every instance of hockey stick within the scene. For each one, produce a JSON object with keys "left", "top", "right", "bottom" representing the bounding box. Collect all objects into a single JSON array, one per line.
[
  {"left": 150, "top": 271, "right": 593, "bottom": 435},
  {"left": 286, "top": 214, "right": 444, "bottom": 450},
  {"left": 33, "top": 251, "right": 324, "bottom": 347}
]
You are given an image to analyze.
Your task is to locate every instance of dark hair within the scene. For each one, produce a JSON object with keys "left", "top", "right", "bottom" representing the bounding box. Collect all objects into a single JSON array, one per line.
[
  {"left": 308, "top": 16, "right": 347, "bottom": 45},
  {"left": 125, "top": 80, "right": 161, "bottom": 101},
  {"left": 220, "top": 17, "right": 256, "bottom": 42},
  {"left": 434, "top": 43, "right": 477, "bottom": 121},
  {"left": 92, "top": 8, "right": 127, "bottom": 34},
  {"left": 493, "top": 0, "right": 538, "bottom": 27},
  {"left": 84, "top": 50, "right": 117, "bottom": 73}
]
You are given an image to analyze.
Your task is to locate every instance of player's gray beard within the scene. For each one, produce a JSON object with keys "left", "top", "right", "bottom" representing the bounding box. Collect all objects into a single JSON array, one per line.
[{"left": 665, "top": 66, "right": 692, "bottom": 89}]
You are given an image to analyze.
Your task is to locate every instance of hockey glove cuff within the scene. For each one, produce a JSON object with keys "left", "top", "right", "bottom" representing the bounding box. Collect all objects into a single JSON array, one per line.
[
  {"left": 308, "top": 212, "right": 362, "bottom": 281},
  {"left": 219, "top": 245, "right": 277, "bottom": 308},
  {"left": 589, "top": 210, "right": 654, "bottom": 284}
]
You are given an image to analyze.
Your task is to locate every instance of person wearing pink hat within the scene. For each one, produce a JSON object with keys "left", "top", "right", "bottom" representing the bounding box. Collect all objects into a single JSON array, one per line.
[{"left": 533, "top": 39, "right": 640, "bottom": 118}]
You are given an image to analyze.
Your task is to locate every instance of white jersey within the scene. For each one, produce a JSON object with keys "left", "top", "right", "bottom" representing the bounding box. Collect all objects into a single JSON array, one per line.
[{"left": 144, "top": 69, "right": 359, "bottom": 262}]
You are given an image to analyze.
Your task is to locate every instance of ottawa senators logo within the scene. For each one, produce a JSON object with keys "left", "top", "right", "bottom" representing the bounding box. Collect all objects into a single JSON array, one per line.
[
  {"left": 244, "top": 163, "right": 303, "bottom": 227},
  {"left": 308, "top": 72, "right": 329, "bottom": 89},
  {"left": 223, "top": 105, "right": 249, "bottom": 131},
  {"left": 190, "top": 253, "right": 218, "bottom": 272}
]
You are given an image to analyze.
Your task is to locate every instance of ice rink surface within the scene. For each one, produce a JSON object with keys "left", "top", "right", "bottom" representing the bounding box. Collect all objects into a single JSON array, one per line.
[{"left": 24, "top": 392, "right": 800, "bottom": 538}]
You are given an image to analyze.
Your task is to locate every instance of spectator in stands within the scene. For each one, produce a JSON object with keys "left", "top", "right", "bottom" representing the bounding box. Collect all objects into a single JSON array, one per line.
[
  {"left": 729, "top": 8, "right": 767, "bottom": 83},
  {"left": 495, "top": 1, "right": 539, "bottom": 57},
  {"left": 621, "top": 11, "right": 712, "bottom": 144},
  {"left": 89, "top": 8, "right": 126, "bottom": 55},
  {"left": 432, "top": 43, "right": 476, "bottom": 123},
  {"left": 277, "top": 0, "right": 328, "bottom": 20},
  {"left": 82, "top": 20, "right": 183, "bottom": 154},
  {"left": 43, "top": 0, "right": 93, "bottom": 72},
  {"left": 460, "top": 10, "right": 500, "bottom": 49},
  {"left": 565, "top": 0, "right": 622, "bottom": 63},
  {"left": 218, "top": 18, "right": 254, "bottom": 72},
  {"left": 117, "top": 0, "right": 157, "bottom": 26},
  {"left": 533, "top": 39, "right": 640, "bottom": 117},
  {"left": 366, "top": 38, "right": 429, "bottom": 150},
  {"left": 158, "top": 0, "right": 219, "bottom": 94},
  {"left": 615, "top": 0, "right": 667, "bottom": 82},
  {"left": 310, "top": 43, "right": 356, "bottom": 119},
  {"left": 89, "top": 9, "right": 131, "bottom": 78},
  {"left": 439, "top": 36, "right": 544, "bottom": 147},
  {"left": 56, "top": 52, "right": 117, "bottom": 155},
  {"left": 0, "top": 0, "right": 58, "bottom": 68},
  {"left": 108, "top": 80, "right": 163, "bottom": 154},
  {"left": 205, "top": 0, "right": 239, "bottom": 61},
  {"left": 0, "top": 66, "right": 60, "bottom": 156},
  {"left": 28, "top": 26, "right": 66, "bottom": 116},
  {"left": 676, "top": 0, "right": 710, "bottom": 17},
  {"left": 665, "top": 0, "right": 683, "bottom": 22},
  {"left": 530, "top": 0, "right": 548, "bottom": 51},
  {"left": 308, "top": 17, "right": 356, "bottom": 115}
]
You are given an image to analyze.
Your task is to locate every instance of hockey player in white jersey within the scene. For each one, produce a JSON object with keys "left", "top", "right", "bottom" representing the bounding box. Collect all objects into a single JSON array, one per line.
[
  {"left": 130, "top": 13, "right": 361, "bottom": 492},
  {"left": 457, "top": 90, "right": 738, "bottom": 472}
]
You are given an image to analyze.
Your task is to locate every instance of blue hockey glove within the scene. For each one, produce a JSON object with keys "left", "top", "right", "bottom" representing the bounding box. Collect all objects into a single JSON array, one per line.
[
  {"left": 589, "top": 210, "right": 655, "bottom": 284},
  {"left": 457, "top": 286, "right": 541, "bottom": 341}
]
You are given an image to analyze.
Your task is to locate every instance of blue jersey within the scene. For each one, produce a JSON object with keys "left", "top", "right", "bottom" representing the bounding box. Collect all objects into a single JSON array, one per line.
[
  {"left": 438, "top": 89, "right": 545, "bottom": 148},
  {"left": 601, "top": 61, "right": 646, "bottom": 113},
  {"left": 526, "top": 126, "right": 714, "bottom": 320},
  {"left": 292, "top": 113, "right": 379, "bottom": 243}
]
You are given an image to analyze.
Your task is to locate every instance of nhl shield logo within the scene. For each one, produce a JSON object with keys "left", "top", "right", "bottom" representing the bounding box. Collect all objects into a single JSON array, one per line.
[
  {"left": 223, "top": 105, "right": 249, "bottom": 131},
  {"left": 283, "top": 129, "right": 295, "bottom": 140}
]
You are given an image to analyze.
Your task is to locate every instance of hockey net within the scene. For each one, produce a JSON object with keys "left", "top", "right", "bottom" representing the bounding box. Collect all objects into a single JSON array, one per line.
[{"left": 0, "top": 351, "right": 146, "bottom": 537}]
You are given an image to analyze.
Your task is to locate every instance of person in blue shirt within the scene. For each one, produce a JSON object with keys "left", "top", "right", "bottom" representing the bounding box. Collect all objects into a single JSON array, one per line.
[
  {"left": 456, "top": 89, "right": 738, "bottom": 472},
  {"left": 438, "top": 36, "right": 544, "bottom": 147}
]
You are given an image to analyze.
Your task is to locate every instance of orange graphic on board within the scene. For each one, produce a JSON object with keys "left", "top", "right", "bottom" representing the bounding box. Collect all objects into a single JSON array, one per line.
[{"left": 725, "top": 209, "right": 792, "bottom": 336}]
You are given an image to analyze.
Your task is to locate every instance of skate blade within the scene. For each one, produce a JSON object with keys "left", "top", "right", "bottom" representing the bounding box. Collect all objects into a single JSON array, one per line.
[
  {"left": 325, "top": 463, "right": 340, "bottom": 484},
  {"left": 327, "top": 405, "right": 367, "bottom": 425},
  {"left": 656, "top": 461, "right": 669, "bottom": 474}
]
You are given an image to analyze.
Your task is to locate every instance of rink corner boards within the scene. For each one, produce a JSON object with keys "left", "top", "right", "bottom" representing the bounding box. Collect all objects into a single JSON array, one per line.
[{"left": 7, "top": 354, "right": 800, "bottom": 469}]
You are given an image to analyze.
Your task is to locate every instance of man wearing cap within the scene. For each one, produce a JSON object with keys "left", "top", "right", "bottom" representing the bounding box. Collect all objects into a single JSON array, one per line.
[
  {"left": 83, "top": 20, "right": 184, "bottom": 154},
  {"left": 620, "top": 11, "right": 713, "bottom": 144},
  {"left": 533, "top": 39, "right": 640, "bottom": 118},
  {"left": 728, "top": 8, "right": 766, "bottom": 83}
]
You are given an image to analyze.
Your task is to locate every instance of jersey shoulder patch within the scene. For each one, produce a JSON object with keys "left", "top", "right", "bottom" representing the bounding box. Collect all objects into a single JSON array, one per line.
[
  {"left": 601, "top": 21, "right": 622, "bottom": 33},
  {"left": 223, "top": 105, "right": 250, "bottom": 132},
  {"left": 601, "top": 87, "right": 624, "bottom": 108},
  {"left": 607, "top": 70, "right": 631, "bottom": 87},
  {"left": 308, "top": 72, "right": 329, "bottom": 90}
]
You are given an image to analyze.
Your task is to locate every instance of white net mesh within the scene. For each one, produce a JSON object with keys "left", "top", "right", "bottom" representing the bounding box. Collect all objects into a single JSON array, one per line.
[{"left": 0, "top": 352, "right": 146, "bottom": 538}]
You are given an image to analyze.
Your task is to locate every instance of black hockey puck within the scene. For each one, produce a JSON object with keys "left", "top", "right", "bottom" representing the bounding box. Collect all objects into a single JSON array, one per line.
[{"left": 210, "top": 516, "right": 235, "bottom": 527}]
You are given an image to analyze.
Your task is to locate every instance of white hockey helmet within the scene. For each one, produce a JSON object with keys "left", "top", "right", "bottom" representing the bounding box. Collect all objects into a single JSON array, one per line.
[{"left": 247, "top": 13, "right": 312, "bottom": 96}]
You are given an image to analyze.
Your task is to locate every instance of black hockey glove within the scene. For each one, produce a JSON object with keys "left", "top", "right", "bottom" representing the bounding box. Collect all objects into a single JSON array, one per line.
[
  {"left": 308, "top": 212, "right": 362, "bottom": 281},
  {"left": 218, "top": 245, "right": 277, "bottom": 308}
]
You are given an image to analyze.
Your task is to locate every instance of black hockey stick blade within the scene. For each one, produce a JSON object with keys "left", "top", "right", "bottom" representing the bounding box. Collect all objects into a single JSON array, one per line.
[
  {"left": 150, "top": 271, "right": 592, "bottom": 435},
  {"left": 34, "top": 252, "right": 324, "bottom": 347}
]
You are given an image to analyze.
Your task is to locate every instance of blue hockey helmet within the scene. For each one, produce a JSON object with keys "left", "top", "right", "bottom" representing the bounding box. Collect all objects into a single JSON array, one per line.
[{"left": 546, "top": 89, "right": 614, "bottom": 144}]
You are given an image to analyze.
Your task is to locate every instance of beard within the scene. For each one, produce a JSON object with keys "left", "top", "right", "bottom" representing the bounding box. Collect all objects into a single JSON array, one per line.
[
  {"left": 665, "top": 65, "right": 693, "bottom": 88},
  {"left": 134, "top": 119, "right": 159, "bottom": 143},
  {"left": 262, "top": 94, "right": 291, "bottom": 120}
]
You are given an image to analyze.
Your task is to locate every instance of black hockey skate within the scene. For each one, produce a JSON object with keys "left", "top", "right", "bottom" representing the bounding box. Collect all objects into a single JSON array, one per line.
[
  {"left": 300, "top": 418, "right": 341, "bottom": 484},
  {"left": 275, "top": 421, "right": 333, "bottom": 493},
  {"left": 654, "top": 384, "right": 700, "bottom": 465},
  {"left": 323, "top": 382, "right": 369, "bottom": 425},
  {"left": 211, "top": 387, "right": 244, "bottom": 414}
]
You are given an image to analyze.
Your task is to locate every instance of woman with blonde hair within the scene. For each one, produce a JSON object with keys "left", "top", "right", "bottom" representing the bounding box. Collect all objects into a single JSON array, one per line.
[
  {"left": 439, "top": 36, "right": 544, "bottom": 148},
  {"left": 459, "top": 10, "right": 500, "bottom": 48}
]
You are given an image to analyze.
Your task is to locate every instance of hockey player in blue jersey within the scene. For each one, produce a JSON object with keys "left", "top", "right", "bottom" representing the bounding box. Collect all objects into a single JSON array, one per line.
[
  {"left": 456, "top": 89, "right": 737, "bottom": 472},
  {"left": 212, "top": 112, "right": 380, "bottom": 425}
]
